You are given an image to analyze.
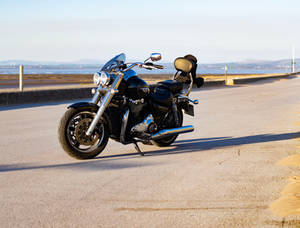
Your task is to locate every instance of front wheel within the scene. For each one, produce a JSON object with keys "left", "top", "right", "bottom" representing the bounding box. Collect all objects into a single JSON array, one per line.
[{"left": 58, "top": 107, "right": 109, "bottom": 159}]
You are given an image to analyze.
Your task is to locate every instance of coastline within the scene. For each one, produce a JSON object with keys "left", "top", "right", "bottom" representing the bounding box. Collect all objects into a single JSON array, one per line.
[{"left": 0, "top": 73, "right": 294, "bottom": 90}]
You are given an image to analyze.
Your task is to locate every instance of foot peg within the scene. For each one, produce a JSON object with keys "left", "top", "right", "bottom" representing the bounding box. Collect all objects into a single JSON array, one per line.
[
  {"left": 178, "top": 95, "right": 199, "bottom": 105},
  {"left": 134, "top": 142, "right": 144, "bottom": 156}
]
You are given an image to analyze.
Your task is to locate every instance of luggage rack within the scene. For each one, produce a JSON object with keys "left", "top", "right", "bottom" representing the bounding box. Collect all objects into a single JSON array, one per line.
[{"left": 172, "top": 71, "right": 194, "bottom": 96}]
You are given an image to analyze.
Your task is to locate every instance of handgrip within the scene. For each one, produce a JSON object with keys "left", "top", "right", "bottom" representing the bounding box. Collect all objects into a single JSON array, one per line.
[
  {"left": 153, "top": 64, "right": 164, "bottom": 69},
  {"left": 141, "top": 63, "right": 164, "bottom": 70}
]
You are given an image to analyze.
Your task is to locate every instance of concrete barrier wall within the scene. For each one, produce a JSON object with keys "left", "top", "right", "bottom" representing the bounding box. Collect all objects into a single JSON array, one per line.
[
  {"left": 202, "top": 80, "right": 225, "bottom": 87},
  {"left": 0, "top": 87, "right": 93, "bottom": 106},
  {"left": 233, "top": 74, "right": 297, "bottom": 84}
]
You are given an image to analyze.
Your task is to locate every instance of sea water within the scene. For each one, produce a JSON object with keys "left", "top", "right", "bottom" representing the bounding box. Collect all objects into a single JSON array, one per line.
[{"left": 0, "top": 66, "right": 291, "bottom": 75}]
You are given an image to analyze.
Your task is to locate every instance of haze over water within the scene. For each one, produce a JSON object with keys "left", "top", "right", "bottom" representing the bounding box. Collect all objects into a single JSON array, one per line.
[{"left": 0, "top": 66, "right": 292, "bottom": 75}]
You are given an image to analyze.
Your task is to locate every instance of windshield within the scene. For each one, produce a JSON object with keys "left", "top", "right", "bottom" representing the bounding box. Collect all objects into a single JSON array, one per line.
[{"left": 101, "top": 53, "right": 126, "bottom": 72}]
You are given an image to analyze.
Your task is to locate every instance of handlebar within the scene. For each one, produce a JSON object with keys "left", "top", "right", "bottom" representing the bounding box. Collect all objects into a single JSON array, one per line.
[
  {"left": 141, "top": 62, "right": 164, "bottom": 70},
  {"left": 122, "top": 62, "right": 164, "bottom": 72}
]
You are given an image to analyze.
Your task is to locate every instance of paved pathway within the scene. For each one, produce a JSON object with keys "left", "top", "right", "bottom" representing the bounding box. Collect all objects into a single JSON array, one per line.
[{"left": 1, "top": 77, "right": 300, "bottom": 227}]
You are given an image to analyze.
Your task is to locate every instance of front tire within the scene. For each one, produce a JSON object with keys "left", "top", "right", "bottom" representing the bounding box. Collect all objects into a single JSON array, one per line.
[{"left": 58, "top": 107, "right": 109, "bottom": 159}]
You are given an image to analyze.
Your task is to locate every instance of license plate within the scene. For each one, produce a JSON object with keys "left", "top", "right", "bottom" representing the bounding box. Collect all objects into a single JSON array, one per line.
[{"left": 184, "top": 104, "right": 194, "bottom": 116}]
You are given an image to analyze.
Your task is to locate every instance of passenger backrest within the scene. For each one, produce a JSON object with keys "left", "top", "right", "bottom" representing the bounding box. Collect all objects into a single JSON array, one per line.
[
  {"left": 174, "top": 57, "right": 193, "bottom": 73},
  {"left": 174, "top": 54, "right": 203, "bottom": 88}
]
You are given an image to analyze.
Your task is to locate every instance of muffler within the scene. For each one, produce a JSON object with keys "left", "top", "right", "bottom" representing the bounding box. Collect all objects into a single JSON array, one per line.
[{"left": 151, "top": 125, "right": 194, "bottom": 140}]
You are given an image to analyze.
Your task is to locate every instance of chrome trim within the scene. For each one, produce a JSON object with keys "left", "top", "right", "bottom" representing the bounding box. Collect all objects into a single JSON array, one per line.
[
  {"left": 120, "top": 109, "right": 130, "bottom": 143},
  {"left": 172, "top": 71, "right": 179, "bottom": 80},
  {"left": 150, "top": 53, "right": 162, "bottom": 62},
  {"left": 178, "top": 95, "right": 199, "bottom": 105},
  {"left": 151, "top": 125, "right": 194, "bottom": 140},
  {"left": 124, "top": 62, "right": 143, "bottom": 72},
  {"left": 91, "top": 89, "right": 101, "bottom": 104},
  {"left": 130, "top": 114, "right": 154, "bottom": 134},
  {"left": 129, "top": 98, "right": 144, "bottom": 105},
  {"left": 86, "top": 74, "right": 123, "bottom": 136},
  {"left": 91, "top": 86, "right": 116, "bottom": 104},
  {"left": 172, "top": 72, "right": 193, "bottom": 96},
  {"left": 185, "top": 73, "right": 193, "bottom": 96}
]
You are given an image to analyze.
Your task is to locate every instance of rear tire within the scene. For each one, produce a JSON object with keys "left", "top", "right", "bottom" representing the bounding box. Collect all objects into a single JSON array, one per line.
[
  {"left": 152, "top": 109, "right": 183, "bottom": 147},
  {"left": 58, "top": 107, "right": 109, "bottom": 159}
]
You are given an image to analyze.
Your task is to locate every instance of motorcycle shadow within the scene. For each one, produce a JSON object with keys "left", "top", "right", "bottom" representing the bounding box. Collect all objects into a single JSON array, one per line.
[
  {"left": 0, "top": 159, "right": 158, "bottom": 173},
  {"left": 2, "top": 132, "right": 298, "bottom": 173},
  {"left": 99, "top": 131, "right": 300, "bottom": 159}
]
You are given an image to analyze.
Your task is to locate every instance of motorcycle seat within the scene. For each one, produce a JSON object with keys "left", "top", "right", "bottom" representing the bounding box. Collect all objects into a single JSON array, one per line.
[{"left": 157, "top": 80, "right": 183, "bottom": 94}]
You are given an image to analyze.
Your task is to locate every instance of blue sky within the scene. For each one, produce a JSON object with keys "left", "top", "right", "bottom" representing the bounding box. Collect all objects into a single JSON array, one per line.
[{"left": 1, "top": 0, "right": 300, "bottom": 63}]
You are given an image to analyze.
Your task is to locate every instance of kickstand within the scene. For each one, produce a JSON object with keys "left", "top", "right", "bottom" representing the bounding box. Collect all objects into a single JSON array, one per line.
[{"left": 134, "top": 142, "right": 144, "bottom": 156}]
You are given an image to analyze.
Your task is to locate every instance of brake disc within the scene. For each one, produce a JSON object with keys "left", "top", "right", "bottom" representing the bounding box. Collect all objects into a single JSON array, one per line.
[{"left": 74, "top": 118, "right": 99, "bottom": 146}]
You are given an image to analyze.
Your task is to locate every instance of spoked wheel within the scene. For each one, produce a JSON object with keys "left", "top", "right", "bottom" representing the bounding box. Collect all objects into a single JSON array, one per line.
[
  {"left": 58, "top": 108, "right": 109, "bottom": 159},
  {"left": 152, "top": 109, "right": 183, "bottom": 147}
]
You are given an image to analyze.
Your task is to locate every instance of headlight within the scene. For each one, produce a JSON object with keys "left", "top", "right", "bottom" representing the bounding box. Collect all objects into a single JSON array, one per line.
[
  {"left": 93, "top": 72, "right": 101, "bottom": 85},
  {"left": 93, "top": 71, "right": 111, "bottom": 86}
]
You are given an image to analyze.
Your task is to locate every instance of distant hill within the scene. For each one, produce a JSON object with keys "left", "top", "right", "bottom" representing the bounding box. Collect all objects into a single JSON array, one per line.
[
  {"left": 0, "top": 59, "right": 103, "bottom": 66},
  {"left": 0, "top": 58, "right": 298, "bottom": 71},
  {"left": 197, "top": 58, "right": 299, "bottom": 70}
]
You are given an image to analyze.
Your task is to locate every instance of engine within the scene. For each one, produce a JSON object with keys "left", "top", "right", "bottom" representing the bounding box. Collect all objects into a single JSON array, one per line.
[{"left": 130, "top": 114, "right": 157, "bottom": 139}]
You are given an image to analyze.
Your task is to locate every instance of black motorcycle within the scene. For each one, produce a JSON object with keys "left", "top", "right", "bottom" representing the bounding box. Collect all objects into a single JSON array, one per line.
[{"left": 58, "top": 53, "right": 203, "bottom": 159}]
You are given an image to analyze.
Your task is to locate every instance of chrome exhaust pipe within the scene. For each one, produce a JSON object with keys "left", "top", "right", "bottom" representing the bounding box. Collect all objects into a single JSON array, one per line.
[{"left": 151, "top": 125, "right": 194, "bottom": 140}]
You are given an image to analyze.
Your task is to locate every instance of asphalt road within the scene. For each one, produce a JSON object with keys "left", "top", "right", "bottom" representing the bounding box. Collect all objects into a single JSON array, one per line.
[{"left": 1, "top": 77, "right": 300, "bottom": 227}]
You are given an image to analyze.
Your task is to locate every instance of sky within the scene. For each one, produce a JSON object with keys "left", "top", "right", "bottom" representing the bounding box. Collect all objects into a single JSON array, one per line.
[{"left": 1, "top": 0, "right": 300, "bottom": 63}]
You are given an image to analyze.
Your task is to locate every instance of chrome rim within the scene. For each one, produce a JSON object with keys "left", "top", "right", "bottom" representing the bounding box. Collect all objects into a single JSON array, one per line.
[{"left": 66, "top": 111, "right": 105, "bottom": 152}]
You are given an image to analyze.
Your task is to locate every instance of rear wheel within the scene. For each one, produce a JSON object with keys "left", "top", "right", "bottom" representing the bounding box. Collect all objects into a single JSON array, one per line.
[
  {"left": 152, "top": 109, "right": 183, "bottom": 147},
  {"left": 58, "top": 107, "right": 109, "bottom": 159}
]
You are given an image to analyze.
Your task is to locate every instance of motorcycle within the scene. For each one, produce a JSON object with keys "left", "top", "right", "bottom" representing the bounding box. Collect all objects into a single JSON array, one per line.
[{"left": 58, "top": 53, "right": 203, "bottom": 159}]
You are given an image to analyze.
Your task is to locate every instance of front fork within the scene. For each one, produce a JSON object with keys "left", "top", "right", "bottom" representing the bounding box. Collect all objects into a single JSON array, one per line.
[{"left": 86, "top": 74, "right": 123, "bottom": 136}]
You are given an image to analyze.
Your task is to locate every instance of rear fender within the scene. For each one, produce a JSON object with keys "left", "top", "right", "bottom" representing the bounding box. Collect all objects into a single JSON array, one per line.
[
  {"left": 68, "top": 102, "right": 112, "bottom": 134},
  {"left": 177, "top": 101, "right": 194, "bottom": 117}
]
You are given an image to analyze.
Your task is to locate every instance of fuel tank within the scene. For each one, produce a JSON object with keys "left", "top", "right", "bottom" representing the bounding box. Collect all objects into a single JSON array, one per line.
[{"left": 126, "top": 76, "right": 150, "bottom": 100}]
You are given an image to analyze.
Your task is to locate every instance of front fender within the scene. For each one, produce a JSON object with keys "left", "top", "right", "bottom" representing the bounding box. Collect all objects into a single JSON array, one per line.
[
  {"left": 68, "top": 102, "right": 99, "bottom": 110},
  {"left": 67, "top": 102, "right": 112, "bottom": 134}
]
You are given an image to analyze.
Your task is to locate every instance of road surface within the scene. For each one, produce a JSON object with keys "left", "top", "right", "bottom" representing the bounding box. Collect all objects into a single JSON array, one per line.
[{"left": 1, "top": 77, "right": 300, "bottom": 227}]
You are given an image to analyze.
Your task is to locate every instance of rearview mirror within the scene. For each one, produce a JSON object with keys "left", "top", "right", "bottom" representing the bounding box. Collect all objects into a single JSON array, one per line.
[{"left": 150, "top": 53, "right": 162, "bottom": 62}]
